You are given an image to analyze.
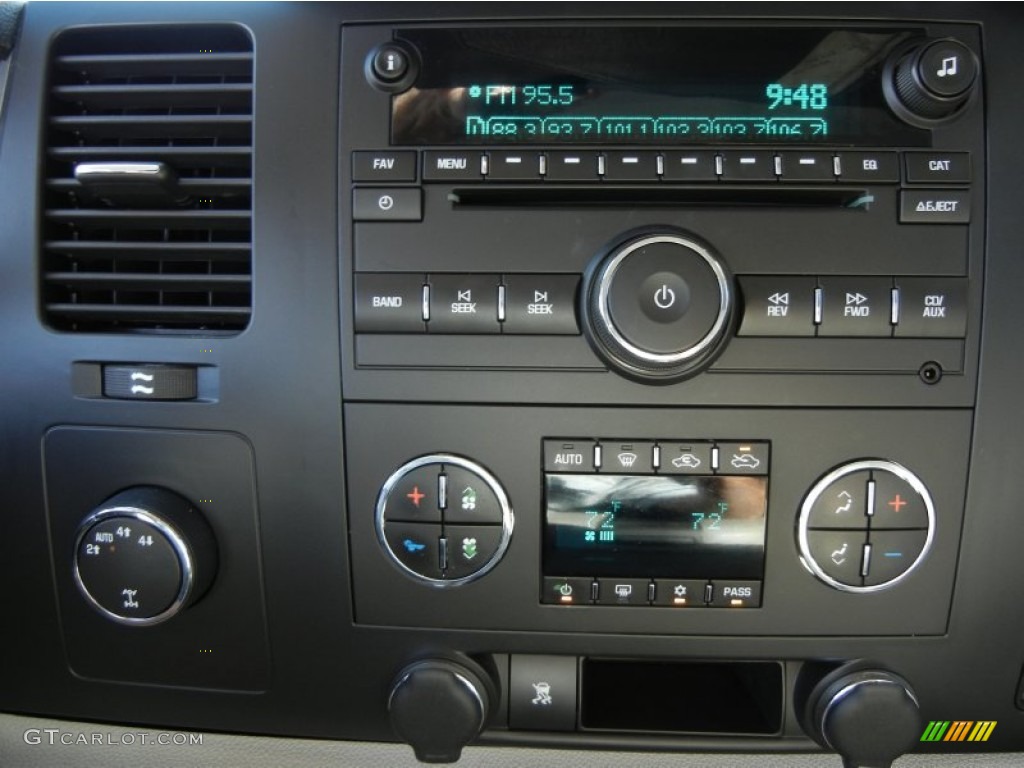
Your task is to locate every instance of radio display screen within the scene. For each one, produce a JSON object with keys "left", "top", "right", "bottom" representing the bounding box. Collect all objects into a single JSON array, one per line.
[
  {"left": 392, "top": 27, "right": 927, "bottom": 146},
  {"left": 544, "top": 474, "right": 768, "bottom": 579}
]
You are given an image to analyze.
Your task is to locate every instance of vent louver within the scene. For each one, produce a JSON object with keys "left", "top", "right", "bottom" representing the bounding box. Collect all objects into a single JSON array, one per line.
[{"left": 41, "top": 25, "right": 253, "bottom": 334}]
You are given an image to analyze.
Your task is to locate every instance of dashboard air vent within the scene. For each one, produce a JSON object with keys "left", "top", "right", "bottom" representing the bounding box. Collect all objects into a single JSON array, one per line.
[{"left": 41, "top": 25, "right": 253, "bottom": 333}]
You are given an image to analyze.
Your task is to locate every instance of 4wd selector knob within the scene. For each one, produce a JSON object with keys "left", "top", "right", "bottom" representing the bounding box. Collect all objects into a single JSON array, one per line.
[
  {"left": 74, "top": 487, "right": 218, "bottom": 626},
  {"left": 581, "top": 231, "right": 733, "bottom": 381}
]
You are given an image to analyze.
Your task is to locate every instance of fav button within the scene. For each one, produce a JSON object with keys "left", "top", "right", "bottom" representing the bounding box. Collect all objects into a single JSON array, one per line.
[{"left": 352, "top": 151, "right": 417, "bottom": 182}]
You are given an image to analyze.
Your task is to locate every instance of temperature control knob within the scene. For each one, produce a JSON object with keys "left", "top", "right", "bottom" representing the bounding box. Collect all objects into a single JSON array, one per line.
[
  {"left": 886, "top": 38, "right": 979, "bottom": 125},
  {"left": 581, "top": 231, "right": 734, "bottom": 381},
  {"left": 73, "top": 487, "right": 217, "bottom": 626}
]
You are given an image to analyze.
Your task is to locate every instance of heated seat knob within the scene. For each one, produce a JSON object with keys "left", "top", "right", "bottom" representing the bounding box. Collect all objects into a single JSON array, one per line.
[
  {"left": 388, "top": 658, "right": 494, "bottom": 763},
  {"left": 581, "top": 230, "right": 734, "bottom": 381},
  {"left": 73, "top": 487, "right": 217, "bottom": 626},
  {"left": 887, "top": 38, "right": 979, "bottom": 124},
  {"left": 799, "top": 663, "right": 922, "bottom": 768}
]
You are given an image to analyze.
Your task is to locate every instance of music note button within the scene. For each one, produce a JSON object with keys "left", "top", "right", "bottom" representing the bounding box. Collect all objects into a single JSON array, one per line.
[{"left": 918, "top": 39, "right": 977, "bottom": 98}]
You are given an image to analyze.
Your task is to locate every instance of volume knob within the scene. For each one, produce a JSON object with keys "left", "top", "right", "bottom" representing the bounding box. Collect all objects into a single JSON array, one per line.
[{"left": 581, "top": 230, "right": 734, "bottom": 382}]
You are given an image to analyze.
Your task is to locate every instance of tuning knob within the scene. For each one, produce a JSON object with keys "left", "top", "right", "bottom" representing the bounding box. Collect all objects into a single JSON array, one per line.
[
  {"left": 798, "top": 663, "right": 922, "bottom": 768},
  {"left": 581, "top": 230, "right": 734, "bottom": 381},
  {"left": 886, "top": 38, "right": 979, "bottom": 125},
  {"left": 73, "top": 487, "right": 217, "bottom": 626},
  {"left": 388, "top": 658, "right": 494, "bottom": 763}
]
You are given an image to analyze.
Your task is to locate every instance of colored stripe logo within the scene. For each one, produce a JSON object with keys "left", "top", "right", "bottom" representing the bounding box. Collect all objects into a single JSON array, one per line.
[{"left": 921, "top": 720, "right": 996, "bottom": 742}]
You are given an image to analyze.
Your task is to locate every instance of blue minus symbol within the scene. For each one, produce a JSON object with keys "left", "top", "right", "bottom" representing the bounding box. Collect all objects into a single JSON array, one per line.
[
  {"left": 403, "top": 539, "right": 427, "bottom": 553},
  {"left": 884, "top": 551, "right": 904, "bottom": 558}
]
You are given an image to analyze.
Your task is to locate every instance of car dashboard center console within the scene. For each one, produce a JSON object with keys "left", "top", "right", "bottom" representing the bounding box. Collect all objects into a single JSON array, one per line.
[{"left": 1, "top": 3, "right": 1023, "bottom": 767}]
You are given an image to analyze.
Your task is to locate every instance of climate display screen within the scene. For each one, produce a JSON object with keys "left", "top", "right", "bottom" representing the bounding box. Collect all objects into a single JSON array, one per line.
[
  {"left": 544, "top": 474, "right": 767, "bottom": 579},
  {"left": 391, "top": 27, "right": 927, "bottom": 146}
]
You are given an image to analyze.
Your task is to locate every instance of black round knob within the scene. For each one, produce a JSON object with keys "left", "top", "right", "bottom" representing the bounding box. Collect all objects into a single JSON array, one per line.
[
  {"left": 388, "top": 658, "right": 493, "bottom": 763},
  {"left": 581, "top": 230, "right": 733, "bottom": 381},
  {"left": 887, "top": 38, "right": 979, "bottom": 125},
  {"left": 364, "top": 42, "right": 418, "bottom": 93},
  {"left": 801, "top": 664, "right": 922, "bottom": 768},
  {"left": 73, "top": 487, "right": 217, "bottom": 626}
]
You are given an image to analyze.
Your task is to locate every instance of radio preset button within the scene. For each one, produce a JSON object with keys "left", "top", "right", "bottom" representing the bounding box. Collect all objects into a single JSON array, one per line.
[
  {"left": 603, "top": 151, "right": 659, "bottom": 182},
  {"left": 428, "top": 275, "right": 500, "bottom": 333},
  {"left": 661, "top": 151, "right": 718, "bottom": 181},
  {"left": 893, "top": 277, "right": 967, "bottom": 338},
  {"left": 709, "top": 580, "right": 762, "bottom": 608},
  {"left": 899, "top": 190, "right": 970, "bottom": 224},
  {"left": 354, "top": 273, "right": 426, "bottom": 333},
  {"left": 352, "top": 151, "right": 417, "bottom": 182},
  {"left": 817, "top": 277, "right": 894, "bottom": 337},
  {"left": 716, "top": 442, "right": 769, "bottom": 475},
  {"left": 423, "top": 151, "right": 485, "bottom": 182},
  {"left": 779, "top": 152, "right": 836, "bottom": 182},
  {"left": 353, "top": 188, "right": 422, "bottom": 221},
  {"left": 542, "top": 577, "right": 596, "bottom": 605},
  {"left": 836, "top": 151, "right": 899, "bottom": 183},
  {"left": 502, "top": 274, "right": 579, "bottom": 334},
  {"left": 488, "top": 151, "right": 543, "bottom": 181},
  {"left": 737, "top": 276, "right": 816, "bottom": 337},
  {"left": 545, "top": 151, "right": 601, "bottom": 182},
  {"left": 719, "top": 151, "right": 777, "bottom": 181}
]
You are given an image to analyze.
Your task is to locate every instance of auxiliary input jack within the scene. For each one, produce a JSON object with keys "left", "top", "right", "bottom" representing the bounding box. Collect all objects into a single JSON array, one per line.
[{"left": 918, "top": 361, "right": 943, "bottom": 385}]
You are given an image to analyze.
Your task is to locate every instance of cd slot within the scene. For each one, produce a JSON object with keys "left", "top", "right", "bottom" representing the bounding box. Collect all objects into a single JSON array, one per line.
[{"left": 448, "top": 185, "right": 871, "bottom": 209}]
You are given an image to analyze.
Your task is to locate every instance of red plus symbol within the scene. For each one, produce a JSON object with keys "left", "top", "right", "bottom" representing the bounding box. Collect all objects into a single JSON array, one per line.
[
  {"left": 888, "top": 494, "right": 907, "bottom": 512},
  {"left": 406, "top": 486, "right": 425, "bottom": 507}
]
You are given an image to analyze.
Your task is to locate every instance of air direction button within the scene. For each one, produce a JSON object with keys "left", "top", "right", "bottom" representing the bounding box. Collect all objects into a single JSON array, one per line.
[
  {"left": 443, "top": 466, "right": 503, "bottom": 524},
  {"left": 382, "top": 521, "right": 443, "bottom": 580},
  {"left": 806, "top": 471, "right": 870, "bottom": 529}
]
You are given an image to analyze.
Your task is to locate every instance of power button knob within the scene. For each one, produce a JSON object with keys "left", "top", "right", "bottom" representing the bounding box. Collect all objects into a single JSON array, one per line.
[{"left": 582, "top": 231, "right": 734, "bottom": 381}]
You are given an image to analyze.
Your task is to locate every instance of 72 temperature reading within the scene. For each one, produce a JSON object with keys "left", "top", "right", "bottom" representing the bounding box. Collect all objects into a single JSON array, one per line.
[{"left": 766, "top": 83, "right": 828, "bottom": 111}]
